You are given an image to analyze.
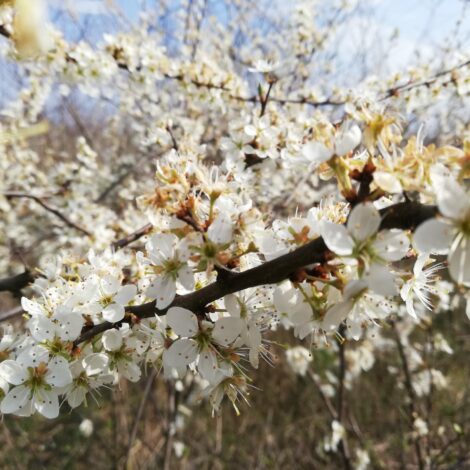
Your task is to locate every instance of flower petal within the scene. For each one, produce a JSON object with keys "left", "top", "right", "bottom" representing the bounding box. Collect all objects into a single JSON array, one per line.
[
  {"left": 436, "top": 180, "right": 470, "bottom": 220},
  {"left": 34, "top": 389, "right": 60, "bottom": 419},
  {"left": 101, "top": 276, "right": 121, "bottom": 296},
  {"left": 1, "top": 385, "right": 30, "bottom": 414},
  {"left": 147, "top": 233, "right": 177, "bottom": 259},
  {"left": 372, "top": 229, "right": 409, "bottom": 261},
  {"left": 46, "top": 361, "right": 73, "bottom": 387},
  {"left": 320, "top": 221, "right": 354, "bottom": 256},
  {"left": 27, "top": 316, "right": 56, "bottom": 342},
  {"left": 302, "top": 141, "right": 333, "bottom": 165},
  {"left": 198, "top": 349, "right": 219, "bottom": 384},
  {"left": 347, "top": 203, "right": 381, "bottom": 242},
  {"left": 334, "top": 125, "right": 361, "bottom": 155},
  {"left": 166, "top": 307, "right": 198, "bottom": 337},
  {"left": 413, "top": 219, "right": 453, "bottom": 254},
  {"left": 54, "top": 312, "right": 84, "bottom": 341},
  {"left": 147, "top": 276, "right": 176, "bottom": 309},
  {"left": 212, "top": 317, "right": 244, "bottom": 346},
  {"left": 177, "top": 266, "right": 194, "bottom": 291},
  {"left": 102, "top": 303, "right": 125, "bottom": 323},
  {"left": 163, "top": 338, "right": 199, "bottom": 368},
  {"left": 102, "top": 329, "right": 123, "bottom": 351},
  {"left": 0, "top": 360, "right": 27, "bottom": 385},
  {"left": 364, "top": 264, "right": 397, "bottom": 296},
  {"left": 322, "top": 300, "right": 353, "bottom": 332},
  {"left": 114, "top": 284, "right": 137, "bottom": 305},
  {"left": 207, "top": 214, "right": 233, "bottom": 245},
  {"left": 448, "top": 236, "right": 470, "bottom": 287},
  {"left": 374, "top": 171, "right": 402, "bottom": 193}
]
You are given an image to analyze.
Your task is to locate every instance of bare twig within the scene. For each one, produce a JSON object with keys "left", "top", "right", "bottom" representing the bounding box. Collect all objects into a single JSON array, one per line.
[
  {"left": 125, "top": 368, "right": 158, "bottom": 467},
  {"left": 4, "top": 192, "right": 91, "bottom": 237},
  {"left": 337, "top": 332, "right": 352, "bottom": 470},
  {"left": 259, "top": 82, "right": 274, "bottom": 117},
  {"left": 393, "top": 323, "right": 425, "bottom": 470},
  {"left": 112, "top": 223, "right": 153, "bottom": 250}
]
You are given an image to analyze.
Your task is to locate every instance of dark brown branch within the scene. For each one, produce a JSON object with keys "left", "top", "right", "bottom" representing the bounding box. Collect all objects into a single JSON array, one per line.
[
  {"left": 0, "top": 223, "right": 152, "bottom": 302},
  {"left": 111, "top": 223, "right": 153, "bottom": 250},
  {"left": 4, "top": 192, "right": 91, "bottom": 237},
  {"left": 75, "top": 201, "right": 437, "bottom": 345},
  {"left": 165, "top": 125, "right": 179, "bottom": 151},
  {"left": 0, "top": 271, "right": 34, "bottom": 293},
  {"left": 259, "top": 82, "right": 274, "bottom": 117}
]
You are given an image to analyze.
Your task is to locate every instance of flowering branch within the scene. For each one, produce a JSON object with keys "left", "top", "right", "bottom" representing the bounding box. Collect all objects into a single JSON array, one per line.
[{"left": 75, "top": 201, "right": 437, "bottom": 346}]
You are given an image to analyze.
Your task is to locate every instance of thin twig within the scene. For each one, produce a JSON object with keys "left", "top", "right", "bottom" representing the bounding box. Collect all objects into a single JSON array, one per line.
[
  {"left": 337, "top": 332, "right": 352, "bottom": 470},
  {"left": 125, "top": 368, "right": 158, "bottom": 467},
  {"left": 4, "top": 192, "right": 91, "bottom": 237},
  {"left": 112, "top": 223, "right": 153, "bottom": 250},
  {"left": 393, "top": 322, "right": 425, "bottom": 470}
]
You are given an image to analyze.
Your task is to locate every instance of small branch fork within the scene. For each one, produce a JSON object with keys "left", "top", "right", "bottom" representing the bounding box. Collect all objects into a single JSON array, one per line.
[{"left": 74, "top": 201, "right": 437, "bottom": 345}]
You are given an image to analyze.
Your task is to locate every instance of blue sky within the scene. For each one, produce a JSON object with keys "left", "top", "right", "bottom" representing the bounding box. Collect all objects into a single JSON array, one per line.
[{"left": 48, "top": 0, "right": 470, "bottom": 75}]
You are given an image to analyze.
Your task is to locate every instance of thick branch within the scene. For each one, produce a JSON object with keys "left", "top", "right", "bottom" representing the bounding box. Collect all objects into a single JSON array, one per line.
[
  {"left": 0, "top": 271, "right": 34, "bottom": 293},
  {"left": 75, "top": 201, "right": 437, "bottom": 345}
]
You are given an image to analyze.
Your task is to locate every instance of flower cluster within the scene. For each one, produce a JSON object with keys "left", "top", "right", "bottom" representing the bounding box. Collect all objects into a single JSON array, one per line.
[{"left": 0, "top": 0, "right": 468, "bottom": 440}]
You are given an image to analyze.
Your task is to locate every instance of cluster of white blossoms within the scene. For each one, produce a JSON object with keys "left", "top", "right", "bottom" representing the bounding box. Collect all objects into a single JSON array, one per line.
[
  {"left": 0, "top": 133, "right": 466, "bottom": 419},
  {"left": 0, "top": 0, "right": 468, "bottom": 441}
]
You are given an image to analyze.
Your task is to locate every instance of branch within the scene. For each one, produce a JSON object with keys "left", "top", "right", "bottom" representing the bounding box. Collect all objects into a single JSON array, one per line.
[
  {"left": 393, "top": 322, "right": 425, "bottom": 470},
  {"left": 0, "top": 271, "right": 34, "bottom": 293},
  {"left": 111, "top": 223, "right": 153, "bottom": 250},
  {"left": 0, "top": 223, "right": 153, "bottom": 316},
  {"left": 0, "top": 306, "right": 24, "bottom": 321},
  {"left": 381, "top": 58, "right": 470, "bottom": 99},
  {"left": 4, "top": 192, "right": 91, "bottom": 237},
  {"left": 75, "top": 201, "right": 437, "bottom": 345}
]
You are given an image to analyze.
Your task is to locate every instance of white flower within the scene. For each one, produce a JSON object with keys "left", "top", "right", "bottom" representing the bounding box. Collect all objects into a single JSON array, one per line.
[
  {"left": 323, "top": 280, "right": 394, "bottom": 339},
  {"left": 324, "top": 420, "right": 346, "bottom": 452},
  {"left": 142, "top": 234, "right": 194, "bottom": 309},
  {"left": 400, "top": 254, "right": 443, "bottom": 319},
  {"left": 355, "top": 449, "right": 371, "bottom": 470},
  {"left": 12, "top": 0, "right": 53, "bottom": 58},
  {"left": 207, "top": 213, "right": 233, "bottom": 245},
  {"left": 23, "top": 297, "right": 84, "bottom": 342},
  {"left": 302, "top": 125, "right": 362, "bottom": 167},
  {"left": 224, "top": 288, "right": 271, "bottom": 368},
  {"left": 102, "top": 329, "right": 123, "bottom": 351},
  {"left": 413, "top": 176, "right": 470, "bottom": 286},
  {"left": 413, "top": 417, "right": 429, "bottom": 437},
  {"left": 87, "top": 276, "right": 137, "bottom": 323},
  {"left": 0, "top": 354, "right": 72, "bottom": 419},
  {"left": 285, "top": 346, "right": 312, "bottom": 376},
  {"left": 163, "top": 307, "right": 242, "bottom": 383},
  {"left": 65, "top": 355, "right": 113, "bottom": 409},
  {"left": 79, "top": 418, "right": 94, "bottom": 437},
  {"left": 320, "top": 203, "right": 409, "bottom": 295}
]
